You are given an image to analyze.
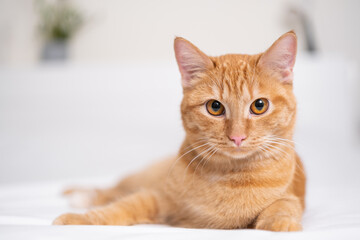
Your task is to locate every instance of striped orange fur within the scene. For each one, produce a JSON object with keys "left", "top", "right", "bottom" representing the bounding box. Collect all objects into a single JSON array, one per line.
[{"left": 54, "top": 31, "right": 306, "bottom": 231}]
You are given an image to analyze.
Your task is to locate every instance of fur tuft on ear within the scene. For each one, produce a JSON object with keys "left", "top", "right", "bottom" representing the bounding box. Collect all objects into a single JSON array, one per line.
[
  {"left": 258, "top": 31, "right": 297, "bottom": 84},
  {"left": 174, "top": 37, "right": 214, "bottom": 88}
]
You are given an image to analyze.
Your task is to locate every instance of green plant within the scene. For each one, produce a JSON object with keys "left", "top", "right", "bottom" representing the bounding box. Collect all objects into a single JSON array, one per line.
[{"left": 36, "top": 0, "right": 83, "bottom": 41}]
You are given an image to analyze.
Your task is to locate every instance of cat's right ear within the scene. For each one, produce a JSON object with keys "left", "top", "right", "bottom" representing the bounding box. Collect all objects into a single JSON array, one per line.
[{"left": 174, "top": 37, "right": 214, "bottom": 88}]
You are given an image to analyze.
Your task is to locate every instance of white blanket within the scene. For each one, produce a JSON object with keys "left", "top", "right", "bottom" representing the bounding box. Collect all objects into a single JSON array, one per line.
[{"left": 1, "top": 183, "right": 360, "bottom": 239}]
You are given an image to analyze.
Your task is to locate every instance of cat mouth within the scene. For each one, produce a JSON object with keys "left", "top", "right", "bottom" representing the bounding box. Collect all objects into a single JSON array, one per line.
[
  {"left": 221, "top": 145, "right": 252, "bottom": 151},
  {"left": 217, "top": 145, "right": 255, "bottom": 157},
  {"left": 231, "top": 147, "right": 245, "bottom": 152}
]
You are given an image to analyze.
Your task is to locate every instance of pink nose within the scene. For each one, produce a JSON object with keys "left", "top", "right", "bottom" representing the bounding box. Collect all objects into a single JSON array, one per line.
[{"left": 229, "top": 135, "right": 246, "bottom": 147}]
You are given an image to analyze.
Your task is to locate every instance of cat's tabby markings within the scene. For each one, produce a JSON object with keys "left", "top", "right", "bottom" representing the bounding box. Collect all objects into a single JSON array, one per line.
[{"left": 54, "top": 31, "right": 306, "bottom": 232}]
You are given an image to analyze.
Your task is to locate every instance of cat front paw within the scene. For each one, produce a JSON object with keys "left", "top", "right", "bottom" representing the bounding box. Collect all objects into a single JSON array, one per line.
[
  {"left": 63, "top": 187, "right": 98, "bottom": 208},
  {"left": 255, "top": 215, "right": 302, "bottom": 232},
  {"left": 53, "top": 213, "right": 92, "bottom": 225}
]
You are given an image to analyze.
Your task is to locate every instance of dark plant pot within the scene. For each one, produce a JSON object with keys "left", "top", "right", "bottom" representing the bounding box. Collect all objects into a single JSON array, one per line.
[{"left": 41, "top": 40, "right": 68, "bottom": 61}]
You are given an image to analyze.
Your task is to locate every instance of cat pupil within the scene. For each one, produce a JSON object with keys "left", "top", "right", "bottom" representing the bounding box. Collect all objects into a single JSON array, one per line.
[
  {"left": 255, "top": 99, "right": 264, "bottom": 110},
  {"left": 212, "top": 101, "right": 221, "bottom": 112}
]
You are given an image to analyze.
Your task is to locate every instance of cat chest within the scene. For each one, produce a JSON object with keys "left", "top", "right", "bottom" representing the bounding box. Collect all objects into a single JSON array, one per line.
[
  {"left": 192, "top": 181, "right": 282, "bottom": 210},
  {"left": 178, "top": 175, "right": 288, "bottom": 226}
]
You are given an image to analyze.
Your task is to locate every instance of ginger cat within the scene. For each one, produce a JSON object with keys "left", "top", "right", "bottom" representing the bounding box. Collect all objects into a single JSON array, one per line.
[{"left": 54, "top": 31, "right": 306, "bottom": 231}]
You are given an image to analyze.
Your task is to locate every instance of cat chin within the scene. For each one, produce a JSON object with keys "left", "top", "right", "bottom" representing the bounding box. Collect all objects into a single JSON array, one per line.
[{"left": 218, "top": 147, "right": 256, "bottom": 160}]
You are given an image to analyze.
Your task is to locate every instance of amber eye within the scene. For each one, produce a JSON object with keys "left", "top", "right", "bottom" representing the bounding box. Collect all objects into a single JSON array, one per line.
[
  {"left": 206, "top": 100, "right": 225, "bottom": 116},
  {"left": 250, "top": 98, "right": 269, "bottom": 115}
]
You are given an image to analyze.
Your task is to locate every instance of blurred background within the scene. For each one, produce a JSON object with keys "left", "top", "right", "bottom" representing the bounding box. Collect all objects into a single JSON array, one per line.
[{"left": 0, "top": 0, "right": 359, "bottom": 184}]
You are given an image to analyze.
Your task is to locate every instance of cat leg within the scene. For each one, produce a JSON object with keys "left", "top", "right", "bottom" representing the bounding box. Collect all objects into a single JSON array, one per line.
[
  {"left": 63, "top": 186, "right": 128, "bottom": 208},
  {"left": 62, "top": 172, "right": 149, "bottom": 208},
  {"left": 255, "top": 195, "right": 303, "bottom": 232},
  {"left": 53, "top": 190, "right": 165, "bottom": 225},
  {"left": 62, "top": 160, "right": 172, "bottom": 208}
]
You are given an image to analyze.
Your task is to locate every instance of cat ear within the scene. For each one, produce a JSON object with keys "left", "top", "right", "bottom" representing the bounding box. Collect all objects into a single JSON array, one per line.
[
  {"left": 258, "top": 31, "right": 297, "bottom": 84},
  {"left": 174, "top": 37, "right": 214, "bottom": 88}
]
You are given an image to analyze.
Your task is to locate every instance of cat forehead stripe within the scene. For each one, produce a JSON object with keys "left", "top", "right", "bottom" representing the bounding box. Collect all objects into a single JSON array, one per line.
[{"left": 219, "top": 59, "right": 250, "bottom": 69}]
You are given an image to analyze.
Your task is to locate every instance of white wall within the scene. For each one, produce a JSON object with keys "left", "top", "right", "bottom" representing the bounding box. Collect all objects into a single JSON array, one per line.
[
  {"left": 0, "top": 0, "right": 310, "bottom": 65},
  {"left": 68, "top": 0, "right": 294, "bottom": 63},
  {"left": 0, "top": 0, "right": 40, "bottom": 65}
]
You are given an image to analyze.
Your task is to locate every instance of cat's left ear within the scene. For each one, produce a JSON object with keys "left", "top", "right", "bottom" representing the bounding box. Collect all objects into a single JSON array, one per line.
[{"left": 258, "top": 31, "right": 297, "bottom": 84}]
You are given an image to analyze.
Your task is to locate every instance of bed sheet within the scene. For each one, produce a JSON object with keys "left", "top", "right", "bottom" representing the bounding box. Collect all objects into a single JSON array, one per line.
[{"left": 1, "top": 173, "right": 360, "bottom": 239}]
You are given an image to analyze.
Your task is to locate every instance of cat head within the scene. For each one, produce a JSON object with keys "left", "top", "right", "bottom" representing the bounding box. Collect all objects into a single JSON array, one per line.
[{"left": 174, "top": 32, "right": 297, "bottom": 161}]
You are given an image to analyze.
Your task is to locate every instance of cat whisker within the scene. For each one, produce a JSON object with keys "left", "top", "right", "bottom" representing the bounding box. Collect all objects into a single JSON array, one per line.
[
  {"left": 179, "top": 145, "right": 216, "bottom": 196},
  {"left": 263, "top": 139, "right": 295, "bottom": 151},
  {"left": 294, "top": 160, "right": 307, "bottom": 177},
  {"left": 263, "top": 136, "right": 297, "bottom": 151},
  {"left": 262, "top": 142, "right": 290, "bottom": 158},
  {"left": 267, "top": 135, "right": 295, "bottom": 142},
  {"left": 189, "top": 146, "right": 218, "bottom": 187},
  {"left": 257, "top": 146, "right": 273, "bottom": 161},
  {"left": 200, "top": 147, "right": 219, "bottom": 176},
  {"left": 259, "top": 144, "right": 280, "bottom": 160},
  {"left": 266, "top": 135, "right": 302, "bottom": 147},
  {"left": 262, "top": 140, "right": 306, "bottom": 176},
  {"left": 182, "top": 138, "right": 208, "bottom": 151},
  {"left": 266, "top": 138, "right": 295, "bottom": 145},
  {"left": 166, "top": 142, "right": 211, "bottom": 180},
  {"left": 264, "top": 137, "right": 306, "bottom": 174},
  {"left": 264, "top": 135, "right": 294, "bottom": 143},
  {"left": 182, "top": 144, "right": 215, "bottom": 183},
  {"left": 193, "top": 145, "right": 217, "bottom": 178},
  {"left": 257, "top": 145, "right": 269, "bottom": 158}
]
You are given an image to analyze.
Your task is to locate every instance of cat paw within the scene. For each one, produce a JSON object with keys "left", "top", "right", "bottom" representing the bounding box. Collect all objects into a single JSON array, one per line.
[
  {"left": 63, "top": 187, "right": 98, "bottom": 208},
  {"left": 53, "top": 213, "right": 93, "bottom": 225},
  {"left": 255, "top": 215, "right": 302, "bottom": 232}
]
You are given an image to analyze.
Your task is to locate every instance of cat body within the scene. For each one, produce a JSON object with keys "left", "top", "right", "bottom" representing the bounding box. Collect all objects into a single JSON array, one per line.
[{"left": 54, "top": 31, "right": 306, "bottom": 231}]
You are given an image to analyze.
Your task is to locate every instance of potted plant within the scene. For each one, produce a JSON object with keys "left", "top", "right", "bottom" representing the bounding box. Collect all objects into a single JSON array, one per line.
[{"left": 36, "top": 0, "right": 83, "bottom": 61}]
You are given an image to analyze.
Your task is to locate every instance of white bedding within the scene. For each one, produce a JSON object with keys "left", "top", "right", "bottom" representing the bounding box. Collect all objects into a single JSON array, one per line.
[{"left": 1, "top": 176, "right": 360, "bottom": 239}]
